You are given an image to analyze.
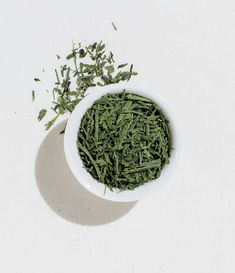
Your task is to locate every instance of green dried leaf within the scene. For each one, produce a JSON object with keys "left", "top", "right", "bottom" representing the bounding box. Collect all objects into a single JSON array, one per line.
[
  {"left": 118, "top": 63, "right": 128, "bottom": 68},
  {"left": 79, "top": 48, "right": 86, "bottom": 58},
  {"left": 104, "top": 65, "right": 114, "bottom": 73},
  {"left": 38, "top": 109, "right": 47, "bottom": 121},
  {"left": 45, "top": 115, "right": 59, "bottom": 130},
  {"left": 112, "top": 22, "right": 117, "bottom": 31},
  {"left": 32, "top": 90, "right": 35, "bottom": 102}
]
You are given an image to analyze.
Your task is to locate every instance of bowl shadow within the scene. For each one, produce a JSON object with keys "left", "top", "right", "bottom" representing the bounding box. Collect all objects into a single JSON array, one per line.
[{"left": 35, "top": 120, "right": 137, "bottom": 226}]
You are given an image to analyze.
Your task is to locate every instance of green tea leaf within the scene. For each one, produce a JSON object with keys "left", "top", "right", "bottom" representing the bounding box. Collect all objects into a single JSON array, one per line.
[
  {"left": 45, "top": 115, "right": 59, "bottom": 130},
  {"left": 104, "top": 65, "right": 114, "bottom": 73},
  {"left": 32, "top": 90, "right": 35, "bottom": 102},
  {"left": 112, "top": 22, "right": 117, "bottom": 31},
  {"left": 118, "top": 63, "right": 128, "bottom": 68},
  {"left": 79, "top": 48, "right": 86, "bottom": 58},
  {"left": 38, "top": 109, "right": 47, "bottom": 121}
]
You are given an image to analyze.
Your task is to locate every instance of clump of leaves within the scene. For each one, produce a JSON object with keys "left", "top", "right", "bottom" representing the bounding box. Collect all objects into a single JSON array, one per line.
[
  {"left": 34, "top": 41, "right": 137, "bottom": 130},
  {"left": 78, "top": 92, "right": 171, "bottom": 191}
]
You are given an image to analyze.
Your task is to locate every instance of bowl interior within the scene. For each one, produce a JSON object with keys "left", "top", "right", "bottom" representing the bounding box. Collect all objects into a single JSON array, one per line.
[{"left": 64, "top": 84, "right": 180, "bottom": 202}]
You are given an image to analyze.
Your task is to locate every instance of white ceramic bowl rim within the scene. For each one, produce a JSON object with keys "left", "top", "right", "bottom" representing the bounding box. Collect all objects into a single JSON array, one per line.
[{"left": 64, "top": 84, "right": 181, "bottom": 202}]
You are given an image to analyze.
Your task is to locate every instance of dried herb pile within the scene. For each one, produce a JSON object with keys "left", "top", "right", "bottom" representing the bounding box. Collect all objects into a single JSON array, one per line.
[
  {"left": 78, "top": 92, "right": 171, "bottom": 191},
  {"left": 34, "top": 41, "right": 137, "bottom": 130}
]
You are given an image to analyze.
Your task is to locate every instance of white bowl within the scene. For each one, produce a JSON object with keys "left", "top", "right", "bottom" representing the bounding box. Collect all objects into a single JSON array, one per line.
[{"left": 64, "top": 84, "right": 181, "bottom": 202}]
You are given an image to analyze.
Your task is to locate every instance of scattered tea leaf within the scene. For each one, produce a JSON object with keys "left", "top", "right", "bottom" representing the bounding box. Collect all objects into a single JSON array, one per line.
[
  {"left": 38, "top": 109, "right": 47, "bottom": 121},
  {"left": 45, "top": 115, "right": 58, "bottom": 130},
  {"left": 118, "top": 63, "right": 128, "bottom": 69},
  {"left": 32, "top": 90, "right": 35, "bottom": 102},
  {"left": 105, "top": 65, "right": 114, "bottom": 73},
  {"left": 112, "top": 22, "right": 117, "bottom": 31},
  {"left": 34, "top": 41, "right": 137, "bottom": 131}
]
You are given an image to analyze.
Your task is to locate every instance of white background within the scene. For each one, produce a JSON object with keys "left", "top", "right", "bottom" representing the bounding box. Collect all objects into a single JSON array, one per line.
[{"left": 1, "top": 0, "right": 235, "bottom": 272}]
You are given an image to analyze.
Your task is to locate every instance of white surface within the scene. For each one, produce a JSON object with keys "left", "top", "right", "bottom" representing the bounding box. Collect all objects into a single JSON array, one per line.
[
  {"left": 64, "top": 84, "right": 181, "bottom": 202},
  {"left": 0, "top": 0, "right": 235, "bottom": 272}
]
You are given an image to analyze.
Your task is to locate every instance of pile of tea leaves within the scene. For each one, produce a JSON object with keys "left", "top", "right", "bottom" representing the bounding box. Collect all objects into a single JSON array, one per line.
[
  {"left": 33, "top": 41, "right": 137, "bottom": 130},
  {"left": 77, "top": 92, "right": 171, "bottom": 191}
]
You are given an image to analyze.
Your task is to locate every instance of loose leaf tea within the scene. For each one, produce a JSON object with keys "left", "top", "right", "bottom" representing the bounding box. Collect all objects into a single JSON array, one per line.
[
  {"left": 32, "top": 90, "right": 35, "bottom": 102},
  {"left": 77, "top": 92, "right": 171, "bottom": 191},
  {"left": 112, "top": 22, "right": 117, "bottom": 31},
  {"left": 34, "top": 41, "right": 137, "bottom": 130},
  {"left": 38, "top": 109, "right": 47, "bottom": 121}
]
